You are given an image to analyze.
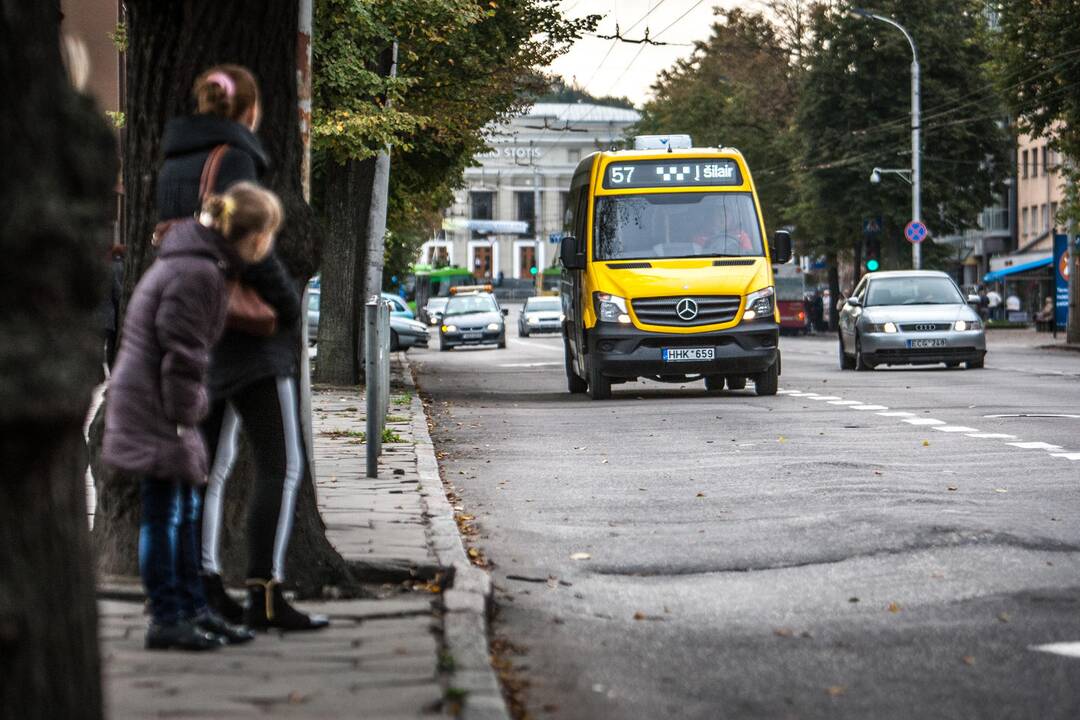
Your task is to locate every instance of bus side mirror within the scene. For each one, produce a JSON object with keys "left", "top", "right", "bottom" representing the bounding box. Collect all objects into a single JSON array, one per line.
[
  {"left": 560, "top": 235, "right": 584, "bottom": 270},
  {"left": 770, "top": 230, "right": 792, "bottom": 264}
]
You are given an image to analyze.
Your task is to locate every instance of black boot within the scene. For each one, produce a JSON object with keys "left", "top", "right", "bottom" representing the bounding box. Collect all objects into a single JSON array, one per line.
[
  {"left": 202, "top": 572, "right": 246, "bottom": 625},
  {"left": 244, "top": 578, "right": 329, "bottom": 632},
  {"left": 195, "top": 610, "right": 256, "bottom": 645},
  {"left": 146, "top": 619, "right": 224, "bottom": 651}
]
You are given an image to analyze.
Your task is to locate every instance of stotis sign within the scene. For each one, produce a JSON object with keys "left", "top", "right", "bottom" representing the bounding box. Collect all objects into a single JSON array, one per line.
[{"left": 603, "top": 159, "right": 742, "bottom": 189}]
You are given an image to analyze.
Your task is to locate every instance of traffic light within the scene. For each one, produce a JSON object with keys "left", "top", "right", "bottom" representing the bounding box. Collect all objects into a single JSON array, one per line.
[
  {"left": 864, "top": 233, "right": 881, "bottom": 272},
  {"left": 865, "top": 258, "right": 880, "bottom": 272},
  {"left": 529, "top": 266, "right": 538, "bottom": 276}
]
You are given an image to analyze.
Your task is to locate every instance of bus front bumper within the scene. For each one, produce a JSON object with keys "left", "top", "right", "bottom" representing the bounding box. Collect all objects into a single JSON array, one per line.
[{"left": 586, "top": 322, "right": 779, "bottom": 379}]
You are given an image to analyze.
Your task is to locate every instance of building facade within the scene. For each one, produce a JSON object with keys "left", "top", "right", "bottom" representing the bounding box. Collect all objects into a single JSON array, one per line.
[{"left": 422, "top": 103, "right": 640, "bottom": 289}]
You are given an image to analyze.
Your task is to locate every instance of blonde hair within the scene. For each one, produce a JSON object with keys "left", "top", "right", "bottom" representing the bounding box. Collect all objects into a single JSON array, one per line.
[
  {"left": 200, "top": 182, "right": 283, "bottom": 248},
  {"left": 192, "top": 64, "right": 260, "bottom": 122}
]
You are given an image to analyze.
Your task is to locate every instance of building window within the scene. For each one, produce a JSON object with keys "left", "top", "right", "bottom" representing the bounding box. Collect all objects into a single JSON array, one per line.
[
  {"left": 518, "top": 244, "right": 537, "bottom": 280},
  {"left": 1051, "top": 202, "right": 1058, "bottom": 229},
  {"left": 1041, "top": 204, "right": 1048, "bottom": 231},
  {"left": 515, "top": 190, "right": 536, "bottom": 236},
  {"left": 469, "top": 191, "right": 494, "bottom": 240},
  {"left": 1021, "top": 150, "right": 1028, "bottom": 178},
  {"left": 1042, "top": 146, "right": 1049, "bottom": 175},
  {"left": 1032, "top": 148, "right": 1039, "bottom": 177},
  {"left": 561, "top": 191, "right": 572, "bottom": 231},
  {"left": 471, "top": 244, "right": 493, "bottom": 280},
  {"left": 568, "top": 148, "right": 580, "bottom": 164},
  {"left": 1022, "top": 207, "right": 1028, "bottom": 237}
]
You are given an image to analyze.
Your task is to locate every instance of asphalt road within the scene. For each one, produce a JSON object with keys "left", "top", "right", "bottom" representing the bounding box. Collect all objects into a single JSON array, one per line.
[{"left": 412, "top": 319, "right": 1080, "bottom": 720}]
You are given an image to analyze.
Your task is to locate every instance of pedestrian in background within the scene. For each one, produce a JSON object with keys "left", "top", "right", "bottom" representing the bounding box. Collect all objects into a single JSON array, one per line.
[
  {"left": 156, "top": 65, "right": 326, "bottom": 631},
  {"left": 986, "top": 286, "right": 1002, "bottom": 321},
  {"left": 103, "top": 184, "right": 282, "bottom": 651},
  {"left": 977, "top": 285, "right": 990, "bottom": 321},
  {"left": 99, "top": 242, "right": 124, "bottom": 375}
]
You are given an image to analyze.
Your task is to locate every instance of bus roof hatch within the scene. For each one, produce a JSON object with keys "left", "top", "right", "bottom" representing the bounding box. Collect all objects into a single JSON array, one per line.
[{"left": 633, "top": 134, "right": 693, "bottom": 151}]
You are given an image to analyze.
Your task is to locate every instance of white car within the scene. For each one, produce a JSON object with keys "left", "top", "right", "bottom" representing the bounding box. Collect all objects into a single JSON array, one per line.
[{"left": 518, "top": 295, "right": 563, "bottom": 337}]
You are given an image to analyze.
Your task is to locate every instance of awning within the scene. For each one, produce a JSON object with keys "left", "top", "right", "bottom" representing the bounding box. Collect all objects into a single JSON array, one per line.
[{"left": 983, "top": 256, "right": 1052, "bottom": 282}]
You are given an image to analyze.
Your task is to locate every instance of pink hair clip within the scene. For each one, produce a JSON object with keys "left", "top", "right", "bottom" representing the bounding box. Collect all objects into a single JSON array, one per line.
[{"left": 206, "top": 71, "right": 236, "bottom": 99}]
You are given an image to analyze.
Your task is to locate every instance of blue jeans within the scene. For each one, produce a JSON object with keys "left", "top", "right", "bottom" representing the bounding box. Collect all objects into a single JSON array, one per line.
[{"left": 139, "top": 478, "right": 208, "bottom": 625}]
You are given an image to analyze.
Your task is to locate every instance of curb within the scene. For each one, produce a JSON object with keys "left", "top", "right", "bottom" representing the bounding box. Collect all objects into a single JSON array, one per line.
[{"left": 400, "top": 353, "right": 511, "bottom": 720}]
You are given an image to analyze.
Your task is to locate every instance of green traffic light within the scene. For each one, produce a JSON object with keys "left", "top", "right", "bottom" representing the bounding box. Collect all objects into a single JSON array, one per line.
[
  {"left": 530, "top": 266, "right": 538, "bottom": 276},
  {"left": 866, "top": 259, "right": 880, "bottom": 272}
]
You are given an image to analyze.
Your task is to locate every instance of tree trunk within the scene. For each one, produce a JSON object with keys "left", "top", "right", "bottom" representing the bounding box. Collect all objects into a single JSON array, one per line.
[
  {"left": 91, "top": 0, "right": 356, "bottom": 595},
  {"left": 827, "top": 250, "right": 841, "bottom": 332},
  {"left": 313, "top": 157, "right": 375, "bottom": 385},
  {"left": 0, "top": 2, "right": 116, "bottom": 717}
]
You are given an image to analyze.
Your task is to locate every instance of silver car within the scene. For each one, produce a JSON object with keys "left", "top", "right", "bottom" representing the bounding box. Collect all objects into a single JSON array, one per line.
[
  {"left": 838, "top": 270, "right": 986, "bottom": 370},
  {"left": 518, "top": 295, "right": 563, "bottom": 337}
]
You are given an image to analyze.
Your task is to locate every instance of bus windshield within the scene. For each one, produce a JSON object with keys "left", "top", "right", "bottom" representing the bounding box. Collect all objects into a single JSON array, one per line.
[{"left": 594, "top": 192, "right": 763, "bottom": 261}]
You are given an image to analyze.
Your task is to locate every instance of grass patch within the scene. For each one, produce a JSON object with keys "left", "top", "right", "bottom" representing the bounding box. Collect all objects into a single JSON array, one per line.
[
  {"left": 320, "top": 429, "right": 364, "bottom": 439},
  {"left": 382, "top": 427, "right": 404, "bottom": 443},
  {"left": 386, "top": 414, "right": 409, "bottom": 423}
]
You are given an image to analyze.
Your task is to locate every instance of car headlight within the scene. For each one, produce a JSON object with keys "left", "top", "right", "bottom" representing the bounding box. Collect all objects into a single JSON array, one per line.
[
  {"left": 486, "top": 322, "right": 501, "bottom": 331},
  {"left": 595, "top": 293, "right": 631, "bottom": 324},
  {"left": 741, "top": 286, "right": 774, "bottom": 321},
  {"left": 865, "top": 322, "right": 899, "bottom": 333},
  {"left": 527, "top": 313, "right": 540, "bottom": 322},
  {"left": 442, "top": 324, "right": 457, "bottom": 333},
  {"left": 954, "top": 319, "right": 981, "bottom": 331}
]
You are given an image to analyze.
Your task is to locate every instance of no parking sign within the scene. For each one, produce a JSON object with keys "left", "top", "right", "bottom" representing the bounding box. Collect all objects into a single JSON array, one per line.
[{"left": 904, "top": 220, "right": 928, "bottom": 244}]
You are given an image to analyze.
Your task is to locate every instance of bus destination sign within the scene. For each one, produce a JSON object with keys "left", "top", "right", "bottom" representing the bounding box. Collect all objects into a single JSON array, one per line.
[{"left": 603, "top": 159, "right": 742, "bottom": 189}]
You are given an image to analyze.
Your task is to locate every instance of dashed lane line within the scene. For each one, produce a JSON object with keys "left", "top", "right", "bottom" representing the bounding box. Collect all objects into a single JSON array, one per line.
[
  {"left": 808, "top": 395, "right": 842, "bottom": 400},
  {"left": 1050, "top": 452, "right": 1080, "bottom": 461},
  {"left": 827, "top": 400, "right": 865, "bottom": 405},
  {"left": 877, "top": 411, "right": 915, "bottom": 417},
  {"left": 903, "top": 418, "right": 946, "bottom": 426},
  {"left": 1030, "top": 642, "right": 1080, "bottom": 659},
  {"left": 965, "top": 433, "right": 1018, "bottom": 439},
  {"left": 1006, "top": 441, "right": 1063, "bottom": 451},
  {"left": 850, "top": 404, "right": 889, "bottom": 411},
  {"left": 932, "top": 426, "right": 980, "bottom": 433}
]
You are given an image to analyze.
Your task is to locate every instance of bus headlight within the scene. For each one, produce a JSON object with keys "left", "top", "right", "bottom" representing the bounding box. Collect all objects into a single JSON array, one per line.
[
  {"left": 596, "top": 293, "right": 631, "bottom": 324},
  {"left": 741, "top": 287, "right": 775, "bottom": 322}
]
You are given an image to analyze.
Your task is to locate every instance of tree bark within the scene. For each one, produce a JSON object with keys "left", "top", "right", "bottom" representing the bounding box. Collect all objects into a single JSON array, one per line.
[
  {"left": 0, "top": 2, "right": 116, "bottom": 717},
  {"left": 91, "top": 0, "right": 355, "bottom": 595},
  {"left": 313, "top": 157, "right": 375, "bottom": 385}
]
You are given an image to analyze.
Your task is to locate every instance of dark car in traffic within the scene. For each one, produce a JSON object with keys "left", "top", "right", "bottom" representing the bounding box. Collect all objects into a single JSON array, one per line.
[{"left": 439, "top": 291, "right": 507, "bottom": 351}]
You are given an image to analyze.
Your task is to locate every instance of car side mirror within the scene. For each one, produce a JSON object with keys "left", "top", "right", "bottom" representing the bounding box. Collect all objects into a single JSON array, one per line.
[
  {"left": 502, "top": 308, "right": 509, "bottom": 317},
  {"left": 846, "top": 296, "right": 862, "bottom": 308},
  {"left": 770, "top": 229, "right": 793, "bottom": 265},
  {"left": 559, "top": 235, "right": 584, "bottom": 270}
]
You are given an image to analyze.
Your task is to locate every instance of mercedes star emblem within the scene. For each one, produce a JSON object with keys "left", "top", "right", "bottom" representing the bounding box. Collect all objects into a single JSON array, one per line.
[{"left": 676, "top": 298, "right": 699, "bottom": 321}]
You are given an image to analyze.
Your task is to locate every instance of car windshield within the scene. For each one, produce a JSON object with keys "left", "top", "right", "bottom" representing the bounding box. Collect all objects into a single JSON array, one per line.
[
  {"left": 427, "top": 298, "right": 448, "bottom": 310},
  {"left": 775, "top": 276, "right": 805, "bottom": 301},
  {"left": 865, "top": 277, "right": 964, "bottom": 306},
  {"left": 594, "top": 192, "right": 763, "bottom": 261},
  {"left": 525, "top": 298, "right": 561, "bottom": 312},
  {"left": 445, "top": 295, "right": 498, "bottom": 316}
]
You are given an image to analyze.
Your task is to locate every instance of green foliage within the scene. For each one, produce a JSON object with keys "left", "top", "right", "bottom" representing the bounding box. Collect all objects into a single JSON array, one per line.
[
  {"left": 996, "top": 0, "right": 1080, "bottom": 225},
  {"left": 793, "top": 0, "right": 1010, "bottom": 264},
  {"left": 104, "top": 110, "right": 125, "bottom": 129},
  {"left": 107, "top": 22, "right": 127, "bottom": 53},
  {"left": 633, "top": 8, "right": 799, "bottom": 236}
]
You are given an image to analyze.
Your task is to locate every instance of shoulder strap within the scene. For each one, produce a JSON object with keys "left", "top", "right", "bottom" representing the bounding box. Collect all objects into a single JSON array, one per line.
[{"left": 198, "top": 144, "right": 230, "bottom": 201}]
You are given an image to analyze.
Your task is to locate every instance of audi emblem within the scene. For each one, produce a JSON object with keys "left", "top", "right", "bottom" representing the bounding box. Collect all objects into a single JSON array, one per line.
[
  {"left": 914, "top": 323, "right": 936, "bottom": 332},
  {"left": 676, "top": 298, "right": 699, "bottom": 321}
]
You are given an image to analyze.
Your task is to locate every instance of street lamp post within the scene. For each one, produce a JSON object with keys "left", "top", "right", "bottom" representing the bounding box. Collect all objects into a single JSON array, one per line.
[{"left": 852, "top": 8, "right": 921, "bottom": 270}]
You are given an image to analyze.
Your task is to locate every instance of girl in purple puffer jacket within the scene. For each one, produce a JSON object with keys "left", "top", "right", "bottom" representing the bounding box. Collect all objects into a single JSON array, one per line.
[{"left": 104, "top": 182, "right": 281, "bottom": 651}]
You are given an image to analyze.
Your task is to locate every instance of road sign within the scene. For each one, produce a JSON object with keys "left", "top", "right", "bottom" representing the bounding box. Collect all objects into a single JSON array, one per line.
[
  {"left": 904, "top": 220, "right": 928, "bottom": 244},
  {"left": 862, "top": 216, "right": 882, "bottom": 234},
  {"left": 1053, "top": 234, "right": 1070, "bottom": 329},
  {"left": 549, "top": 232, "right": 563, "bottom": 244}
]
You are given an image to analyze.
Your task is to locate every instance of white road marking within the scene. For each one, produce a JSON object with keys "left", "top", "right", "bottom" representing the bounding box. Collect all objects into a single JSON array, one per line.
[
  {"left": 800, "top": 392, "right": 822, "bottom": 397},
  {"left": 1030, "top": 642, "right": 1080, "bottom": 659},
  {"left": 499, "top": 362, "right": 561, "bottom": 368},
  {"left": 965, "top": 433, "right": 1018, "bottom": 439},
  {"left": 903, "top": 418, "right": 946, "bottom": 426},
  {"left": 809, "top": 395, "right": 843, "bottom": 400},
  {"left": 1050, "top": 452, "right": 1080, "bottom": 461},
  {"left": 850, "top": 405, "right": 889, "bottom": 411},
  {"left": 932, "top": 426, "right": 980, "bottom": 433},
  {"left": 877, "top": 411, "right": 915, "bottom": 417},
  {"left": 827, "top": 400, "right": 864, "bottom": 406},
  {"left": 1006, "top": 441, "right": 1063, "bottom": 451}
]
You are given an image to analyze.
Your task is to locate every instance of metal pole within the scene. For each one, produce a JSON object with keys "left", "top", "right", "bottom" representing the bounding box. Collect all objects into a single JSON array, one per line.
[
  {"left": 911, "top": 56, "right": 921, "bottom": 270},
  {"left": 365, "top": 300, "right": 379, "bottom": 477},
  {"left": 363, "top": 42, "right": 398, "bottom": 305},
  {"left": 533, "top": 147, "right": 542, "bottom": 294}
]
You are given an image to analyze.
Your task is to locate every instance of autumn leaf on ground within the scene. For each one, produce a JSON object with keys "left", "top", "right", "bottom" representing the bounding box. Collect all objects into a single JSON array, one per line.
[
  {"left": 826, "top": 686, "right": 846, "bottom": 697},
  {"left": 922, "top": 440, "right": 930, "bottom": 447},
  {"left": 467, "top": 548, "right": 480, "bottom": 558},
  {"left": 962, "top": 655, "right": 976, "bottom": 666},
  {"left": 570, "top": 552, "right": 591, "bottom": 561},
  {"left": 994, "top": 488, "right": 1008, "bottom": 493},
  {"left": 887, "top": 602, "right": 902, "bottom": 613},
  {"left": 774, "top": 627, "right": 794, "bottom": 638},
  {"left": 696, "top": 492, "right": 705, "bottom": 497},
  {"left": 947, "top": 486, "right": 958, "bottom": 491},
  {"left": 633, "top": 611, "right": 646, "bottom": 621},
  {"left": 997, "top": 612, "right": 1010, "bottom": 623}
]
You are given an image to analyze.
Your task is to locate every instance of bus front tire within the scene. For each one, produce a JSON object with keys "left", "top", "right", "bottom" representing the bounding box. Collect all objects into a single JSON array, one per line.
[
  {"left": 564, "top": 340, "right": 587, "bottom": 394},
  {"left": 587, "top": 362, "right": 612, "bottom": 400},
  {"left": 725, "top": 376, "right": 747, "bottom": 390},
  {"left": 704, "top": 375, "right": 725, "bottom": 392},
  {"left": 753, "top": 362, "right": 779, "bottom": 396}
]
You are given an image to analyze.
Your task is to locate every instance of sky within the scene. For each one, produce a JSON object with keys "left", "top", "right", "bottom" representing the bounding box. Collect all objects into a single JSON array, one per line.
[{"left": 549, "top": 1, "right": 773, "bottom": 107}]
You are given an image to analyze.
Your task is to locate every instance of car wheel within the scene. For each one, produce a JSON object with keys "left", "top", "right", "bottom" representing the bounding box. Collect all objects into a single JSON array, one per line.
[
  {"left": 966, "top": 358, "right": 984, "bottom": 369},
  {"left": 704, "top": 375, "right": 725, "bottom": 392},
  {"left": 497, "top": 332, "right": 507, "bottom": 349},
  {"left": 945, "top": 361, "right": 960, "bottom": 369},
  {"left": 520, "top": 326, "right": 529, "bottom": 337},
  {"left": 725, "top": 376, "right": 747, "bottom": 390},
  {"left": 753, "top": 362, "right": 779, "bottom": 396},
  {"left": 854, "top": 334, "right": 873, "bottom": 371},
  {"left": 390, "top": 330, "right": 400, "bottom": 352},
  {"left": 838, "top": 335, "right": 855, "bottom": 370},
  {"left": 564, "top": 338, "right": 587, "bottom": 394},
  {"left": 439, "top": 339, "right": 451, "bottom": 352},
  {"left": 587, "top": 360, "right": 612, "bottom": 400}
]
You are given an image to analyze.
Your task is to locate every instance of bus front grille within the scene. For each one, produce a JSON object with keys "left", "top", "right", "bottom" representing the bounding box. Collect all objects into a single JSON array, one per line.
[{"left": 631, "top": 295, "right": 741, "bottom": 327}]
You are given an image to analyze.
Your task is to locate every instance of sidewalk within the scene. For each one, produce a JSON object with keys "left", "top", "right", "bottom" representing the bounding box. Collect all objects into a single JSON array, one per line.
[
  {"left": 985, "top": 326, "right": 1080, "bottom": 351},
  {"left": 98, "top": 357, "right": 507, "bottom": 719}
]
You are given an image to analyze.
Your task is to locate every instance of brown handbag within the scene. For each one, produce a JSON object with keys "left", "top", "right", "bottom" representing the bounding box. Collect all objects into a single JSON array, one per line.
[{"left": 199, "top": 145, "right": 278, "bottom": 337}]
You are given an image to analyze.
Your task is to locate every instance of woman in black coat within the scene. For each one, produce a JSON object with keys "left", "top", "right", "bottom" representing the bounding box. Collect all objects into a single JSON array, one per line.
[{"left": 157, "top": 64, "right": 326, "bottom": 631}]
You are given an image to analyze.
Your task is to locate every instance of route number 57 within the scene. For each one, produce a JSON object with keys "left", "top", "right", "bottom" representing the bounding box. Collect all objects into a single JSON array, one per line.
[{"left": 610, "top": 166, "right": 635, "bottom": 184}]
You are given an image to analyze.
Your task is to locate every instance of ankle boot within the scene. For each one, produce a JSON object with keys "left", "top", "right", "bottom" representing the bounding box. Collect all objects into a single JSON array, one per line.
[
  {"left": 244, "top": 578, "right": 329, "bottom": 632},
  {"left": 202, "top": 572, "right": 246, "bottom": 625},
  {"left": 146, "top": 619, "right": 224, "bottom": 651},
  {"left": 195, "top": 610, "right": 255, "bottom": 644}
]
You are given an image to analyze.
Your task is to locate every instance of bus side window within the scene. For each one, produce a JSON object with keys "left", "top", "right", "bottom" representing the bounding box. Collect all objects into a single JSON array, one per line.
[{"left": 573, "top": 187, "right": 589, "bottom": 247}]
